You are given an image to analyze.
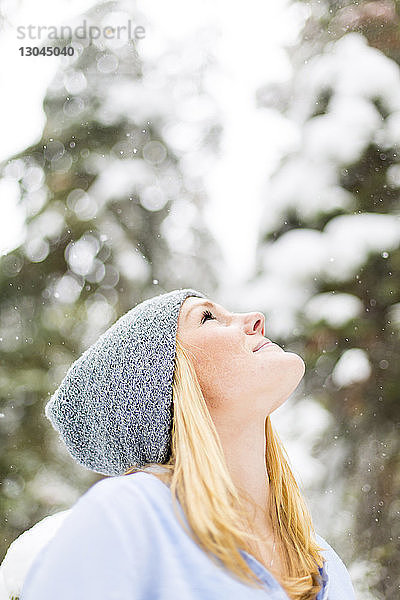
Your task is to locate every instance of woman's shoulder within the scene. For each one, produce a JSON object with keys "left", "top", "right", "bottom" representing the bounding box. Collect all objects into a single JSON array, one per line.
[
  {"left": 314, "top": 532, "right": 348, "bottom": 567},
  {"left": 4, "top": 472, "right": 167, "bottom": 600},
  {"left": 314, "top": 532, "right": 356, "bottom": 599},
  {"left": 78, "top": 467, "right": 171, "bottom": 513}
]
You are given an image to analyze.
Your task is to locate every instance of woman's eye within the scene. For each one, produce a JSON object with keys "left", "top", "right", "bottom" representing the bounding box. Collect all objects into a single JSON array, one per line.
[{"left": 201, "top": 309, "right": 216, "bottom": 324}]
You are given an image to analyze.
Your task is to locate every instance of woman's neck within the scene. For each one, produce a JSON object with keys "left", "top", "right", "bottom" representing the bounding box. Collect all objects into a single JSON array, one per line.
[{"left": 211, "top": 413, "right": 271, "bottom": 520}]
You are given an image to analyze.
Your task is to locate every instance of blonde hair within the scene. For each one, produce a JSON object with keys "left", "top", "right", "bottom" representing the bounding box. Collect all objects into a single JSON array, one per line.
[{"left": 125, "top": 338, "right": 326, "bottom": 600}]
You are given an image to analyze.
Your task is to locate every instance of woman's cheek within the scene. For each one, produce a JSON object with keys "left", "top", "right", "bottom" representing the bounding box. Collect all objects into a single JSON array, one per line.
[{"left": 197, "top": 359, "right": 238, "bottom": 408}]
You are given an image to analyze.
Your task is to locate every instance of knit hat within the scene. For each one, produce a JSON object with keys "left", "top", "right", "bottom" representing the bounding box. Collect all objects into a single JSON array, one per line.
[{"left": 45, "top": 288, "right": 206, "bottom": 476}]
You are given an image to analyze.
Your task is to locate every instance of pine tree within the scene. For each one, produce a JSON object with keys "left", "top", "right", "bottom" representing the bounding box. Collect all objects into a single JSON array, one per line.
[
  {"left": 0, "top": 1, "right": 222, "bottom": 561},
  {"left": 253, "top": 2, "right": 400, "bottom": 597}
]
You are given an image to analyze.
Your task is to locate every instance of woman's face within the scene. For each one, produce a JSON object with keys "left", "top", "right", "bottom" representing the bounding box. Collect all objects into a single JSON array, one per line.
[{"left": 176, "top": 296, "right": 305, "bottom": 423}]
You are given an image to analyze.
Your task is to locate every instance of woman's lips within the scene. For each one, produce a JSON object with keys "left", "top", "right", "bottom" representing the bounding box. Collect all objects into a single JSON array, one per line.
[{"left": 253, "top": 341, "right": 274, "bottom": 352}]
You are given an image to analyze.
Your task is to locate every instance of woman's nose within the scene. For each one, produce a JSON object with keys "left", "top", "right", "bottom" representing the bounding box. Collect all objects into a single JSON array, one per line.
[{"left": 244, "top": 312, "right": 265, "bottom": 336}]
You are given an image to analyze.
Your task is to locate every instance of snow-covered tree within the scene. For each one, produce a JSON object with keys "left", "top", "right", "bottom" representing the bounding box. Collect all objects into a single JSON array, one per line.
[
  {"left": 247, "top": 2, "right": 400, "bottom": 598},
  {"left": 0, "top": 0, "right": 222, "bottom": 563}
]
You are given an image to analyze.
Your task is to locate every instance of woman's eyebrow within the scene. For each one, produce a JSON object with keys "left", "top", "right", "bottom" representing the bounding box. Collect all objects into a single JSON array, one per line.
[{"left": 184, "top": 300, "right": 217, "bottom": 322}]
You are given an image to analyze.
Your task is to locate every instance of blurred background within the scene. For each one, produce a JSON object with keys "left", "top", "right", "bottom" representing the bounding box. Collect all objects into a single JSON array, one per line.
[{"left": 0, "top": 1, "right": 399, "bottom": 598}]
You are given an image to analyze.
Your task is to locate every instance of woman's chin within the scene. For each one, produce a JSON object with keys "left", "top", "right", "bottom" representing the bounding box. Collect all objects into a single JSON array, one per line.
[
  {"left": 291, "top": 352, "right": 306, "bottom": 376},
  {"left": 279, "top": 347, "right": 304, "bottom": 366},
  {"left": 283, "top": 352, "right": 306, "bottom": 386}
]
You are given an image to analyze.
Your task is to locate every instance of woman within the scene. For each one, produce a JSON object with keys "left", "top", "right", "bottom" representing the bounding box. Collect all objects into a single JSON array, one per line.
[{"left": 20, "top": 288, "right": 355, "bottom": 600}]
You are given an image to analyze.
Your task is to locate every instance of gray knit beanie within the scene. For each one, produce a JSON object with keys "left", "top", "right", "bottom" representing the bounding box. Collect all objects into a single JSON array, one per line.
[{"left": 45, "top": 288, "right": 206, "bottom": 476}]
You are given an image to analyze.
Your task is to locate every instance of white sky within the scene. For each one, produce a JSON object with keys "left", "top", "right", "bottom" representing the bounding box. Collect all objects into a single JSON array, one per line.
[{"left": 0, "top": 0, "right": 304, "bottom": 284}]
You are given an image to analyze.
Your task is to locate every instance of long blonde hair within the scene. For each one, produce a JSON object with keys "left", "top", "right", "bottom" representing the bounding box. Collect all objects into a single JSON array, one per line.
[{"left": 125, "top": 338, "right": 326, "bottom": 600}]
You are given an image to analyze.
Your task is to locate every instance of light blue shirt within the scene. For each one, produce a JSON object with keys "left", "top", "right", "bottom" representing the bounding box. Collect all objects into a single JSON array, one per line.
[{"left": 21, "top": 470, "right": 356, "bottom": 599}]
